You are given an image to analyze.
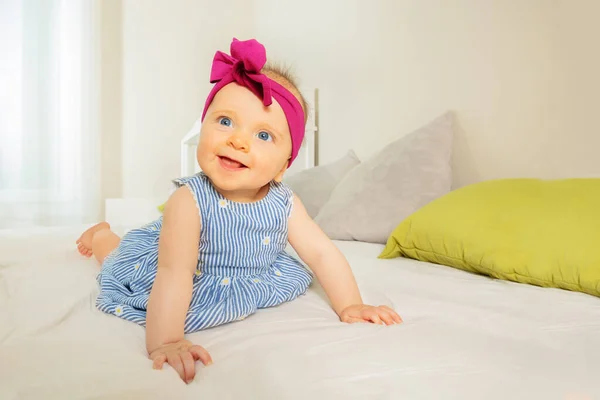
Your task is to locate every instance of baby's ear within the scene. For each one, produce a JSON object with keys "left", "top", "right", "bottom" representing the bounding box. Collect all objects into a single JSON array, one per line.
[{"left": 273, "top": 160, "right": 289, "bottom": 182}]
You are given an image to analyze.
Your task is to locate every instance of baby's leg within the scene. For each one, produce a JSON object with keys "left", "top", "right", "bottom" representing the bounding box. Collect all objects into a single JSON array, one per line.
[
  {"left": 91, "top": 228, "right": 121, "bottom": 264},
  {"left": 76, "top": 222, "right": 120, "bottom": 264}
]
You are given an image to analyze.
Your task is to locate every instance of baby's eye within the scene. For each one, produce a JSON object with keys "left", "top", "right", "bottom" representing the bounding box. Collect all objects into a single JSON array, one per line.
[
  {"left": 218, "top": 117, "right": 232, "bottom": 127},
  {"left": 256, "top": 131, "right": 273, "bottom": 142}
]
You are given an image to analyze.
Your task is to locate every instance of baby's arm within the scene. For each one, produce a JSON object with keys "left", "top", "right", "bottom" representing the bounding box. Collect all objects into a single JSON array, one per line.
[
  {"left": 146, "top": 187, "right": 211, "bottom": 383},
  {"left": 288, "top": 194, "right": 402, "bottom": 325}
]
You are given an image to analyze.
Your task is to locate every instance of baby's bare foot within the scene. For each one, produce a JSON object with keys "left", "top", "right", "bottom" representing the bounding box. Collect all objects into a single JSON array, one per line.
[{"left": 76, "top": 222, "right": 110, "bottom": 258}]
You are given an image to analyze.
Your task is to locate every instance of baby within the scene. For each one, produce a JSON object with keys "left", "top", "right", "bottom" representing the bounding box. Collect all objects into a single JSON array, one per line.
[{"left": 76, "top": 38, "right": 401, "bottom": 384}]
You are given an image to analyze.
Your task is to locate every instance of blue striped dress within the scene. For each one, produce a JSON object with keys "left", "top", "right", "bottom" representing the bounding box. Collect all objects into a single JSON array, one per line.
[{"left": 95, "top": 172, "right": 313, "bottom": 333}]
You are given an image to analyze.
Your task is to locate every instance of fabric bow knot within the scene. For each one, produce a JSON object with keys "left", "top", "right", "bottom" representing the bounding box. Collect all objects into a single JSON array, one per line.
[{"left": 209, "top": 39, "right": 273, "bottom": 107}]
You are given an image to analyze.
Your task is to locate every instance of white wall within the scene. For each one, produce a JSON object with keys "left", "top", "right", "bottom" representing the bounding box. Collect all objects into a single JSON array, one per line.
[
  {"left": 251, "top": 0, "right": 600, "bottom": 188},
  {"left": 112, "top": 0, "right": 600, "bottom": 201}
]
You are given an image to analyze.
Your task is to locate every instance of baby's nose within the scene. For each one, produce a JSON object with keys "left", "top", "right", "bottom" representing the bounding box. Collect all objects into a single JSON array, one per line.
[{"left": 226, "top": 134, "right": 250, "bottom": 152}]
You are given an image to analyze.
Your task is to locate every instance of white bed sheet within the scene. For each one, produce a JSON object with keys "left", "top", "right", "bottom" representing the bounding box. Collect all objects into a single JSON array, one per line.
[{"left": 1, "top": 225, "right": 599, "bottom": 400}]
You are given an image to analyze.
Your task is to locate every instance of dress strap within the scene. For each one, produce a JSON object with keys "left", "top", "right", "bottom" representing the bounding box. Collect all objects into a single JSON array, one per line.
[{"left": 172, "top": 173, "right": 211, "bottom": 216}]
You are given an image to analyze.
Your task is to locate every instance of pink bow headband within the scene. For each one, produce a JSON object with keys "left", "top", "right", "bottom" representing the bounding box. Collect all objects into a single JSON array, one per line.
[{"left": 201, "top": 38, "right": 305, "bottom": 166}]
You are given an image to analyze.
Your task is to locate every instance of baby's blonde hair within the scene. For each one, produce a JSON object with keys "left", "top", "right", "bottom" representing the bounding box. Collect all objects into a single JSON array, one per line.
[{"left": 262, "top": 63, "right": 309, "bottom": 124}]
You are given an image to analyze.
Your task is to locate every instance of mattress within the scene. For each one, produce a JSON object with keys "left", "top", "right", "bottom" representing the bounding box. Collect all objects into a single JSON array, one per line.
[{"left": 0, "top": 225, "right": 599, "bottom": 400}]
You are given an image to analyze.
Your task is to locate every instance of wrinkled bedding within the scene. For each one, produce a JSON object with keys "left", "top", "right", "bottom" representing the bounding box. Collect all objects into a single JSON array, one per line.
[{"left": 1, "top": 226, "right": 599, "bottom": 400}]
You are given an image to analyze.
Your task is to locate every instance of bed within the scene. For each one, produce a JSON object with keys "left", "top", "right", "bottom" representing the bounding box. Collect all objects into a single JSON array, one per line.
[
  {"left": 2, "top": 90, "right": 599, "bottom": 400},
  {"left": 1, "top": 225, "right": 599, "bottom": 399}
]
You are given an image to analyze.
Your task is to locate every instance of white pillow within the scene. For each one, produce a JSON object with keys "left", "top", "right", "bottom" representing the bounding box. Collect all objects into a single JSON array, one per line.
[
  {"left": 285, "top": 150, "right": 360, "bottom": 218},
  {"left": 314, "top": 112, "right": 454, "bottom": 243}
]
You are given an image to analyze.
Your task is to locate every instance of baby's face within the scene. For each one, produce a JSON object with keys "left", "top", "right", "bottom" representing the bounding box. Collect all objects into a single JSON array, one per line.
[{"left": 197, "top": 83, "right": 292, "bottom": 195}]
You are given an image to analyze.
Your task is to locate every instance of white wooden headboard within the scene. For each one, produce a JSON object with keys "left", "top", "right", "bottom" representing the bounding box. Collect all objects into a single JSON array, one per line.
[{"left": 180, "top": 88, "right": 319, "bottom": 177}]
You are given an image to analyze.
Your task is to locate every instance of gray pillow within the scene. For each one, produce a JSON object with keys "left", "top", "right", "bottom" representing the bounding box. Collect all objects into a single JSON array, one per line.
[
  {"left": 285, "top": 150, "right": 360, "bottom": 218},
  {"left": 314, "top": 112, "right": 454, "bottom": 244}
]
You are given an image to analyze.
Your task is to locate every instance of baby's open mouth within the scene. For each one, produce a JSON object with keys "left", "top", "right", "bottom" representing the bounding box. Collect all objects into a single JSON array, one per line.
[{"left": 218, "top": 155, "right": 248, "bottom": 170}]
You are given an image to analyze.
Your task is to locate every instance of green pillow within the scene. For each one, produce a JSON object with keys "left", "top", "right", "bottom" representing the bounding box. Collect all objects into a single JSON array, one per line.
[{"left": 379, "top": 178, "right": 600, "bottom": 297}]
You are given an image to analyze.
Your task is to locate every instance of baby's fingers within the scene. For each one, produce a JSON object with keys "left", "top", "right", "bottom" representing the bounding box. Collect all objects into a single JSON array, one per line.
[
  {"left": 190, "top": 345, "right": 213, "bottom": 366},
  {"left": 152, "top": 354, "right": 167, "bottom": 370},
  {"left": 381, "top": 306, "right": 403, "bottom": 324},
  {"left": 180, "top": 351, "right": 196, "bottom": 384},
  {"left": 167, "top": 353, "right": 186, "bottom": 382},
  {"left": 363, "top": 311, "right": 383, "bottom": 325},
  {"left": 377, "top": 310, "right": 396, "bottom": 325}
]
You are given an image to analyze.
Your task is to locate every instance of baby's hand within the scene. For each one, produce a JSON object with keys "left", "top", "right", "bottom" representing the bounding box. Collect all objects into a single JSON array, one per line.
[
  {"left": 340, "top": 304, "right": 402, "bottom": 325},
  {"left": 149, "top": 339, "right": 212, "bottom": 383}
]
